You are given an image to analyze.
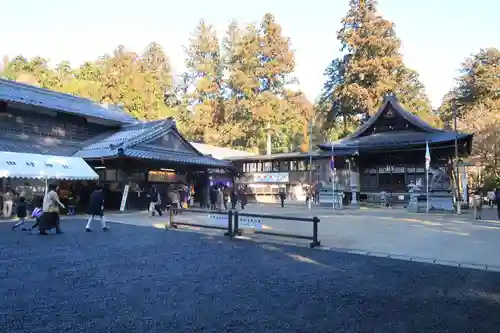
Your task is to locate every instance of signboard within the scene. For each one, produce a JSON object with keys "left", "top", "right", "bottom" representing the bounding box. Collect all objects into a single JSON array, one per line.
[
  {"left": 119, "top": 185, "right": 130, "bottom": 212},
  {"left": 252, "top": 173, "right": 289, "bottom": 183},
  {"left": 238, "top": 216, "right": 263, "bottom": 230},
  {"left": 208, "top": 214, "right": 228, "bottom": 226}
]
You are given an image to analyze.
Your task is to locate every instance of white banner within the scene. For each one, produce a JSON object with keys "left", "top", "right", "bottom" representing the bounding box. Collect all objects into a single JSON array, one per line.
[
  {"left": 239, "top": 216, "right": 263, "bottom": 230},
  {"left": 252, "top": 173, "right": 289, "bottom": 183},
  {"left": 208, "top": 214, "right": 228, "bottom": 226},
  {"left": 119, "top": 185, "right": 129, "bottom": 212}
]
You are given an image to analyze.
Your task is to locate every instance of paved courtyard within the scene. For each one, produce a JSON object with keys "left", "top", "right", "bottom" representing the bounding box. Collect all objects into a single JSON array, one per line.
[
  {"left": 107, "top": 203, "right": 500, "bottom": 269},
  {"left": 1, "top": 218, "right": 500, "bottom": 332}
]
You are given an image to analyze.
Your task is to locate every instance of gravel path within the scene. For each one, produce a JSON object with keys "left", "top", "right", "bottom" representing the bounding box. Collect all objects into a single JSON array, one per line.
[{"left": 1, "top": 218, "right": 499, "bottom": 333}]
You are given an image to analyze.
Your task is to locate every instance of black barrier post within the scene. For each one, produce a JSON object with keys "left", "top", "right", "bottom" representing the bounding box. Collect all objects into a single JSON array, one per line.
[
  {"left": 310, "top": 216, "right": 320, "bottom": 248},
  {"left": 169, "top": 207, "right": 178, "bottom": 229},
  {"left": 224, "top": 210, "right": 233, "bottom": 237},
  {"left": 233, "top": 210, "right": 241, "bottom": 236}
]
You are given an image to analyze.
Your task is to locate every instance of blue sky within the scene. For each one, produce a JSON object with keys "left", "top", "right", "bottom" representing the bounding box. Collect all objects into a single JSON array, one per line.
[{"left": 2, "top": 0, "right": 498, "bottom": 107}]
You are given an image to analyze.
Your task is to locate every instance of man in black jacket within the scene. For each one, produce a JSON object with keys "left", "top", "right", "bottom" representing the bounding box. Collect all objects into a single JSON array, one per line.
[{"left": 85, "top": 185, "right": 110, "bottom": 232}]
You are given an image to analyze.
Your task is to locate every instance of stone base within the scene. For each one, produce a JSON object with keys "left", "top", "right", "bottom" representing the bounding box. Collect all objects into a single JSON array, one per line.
[
  {"left": 407, "top": 200, "right": 420, "bottom": 213},
  {"left": 428, "top": 192, "right": 454, "bottom": 211},
  {"left": 350, "top": 202, "right": 360, "bottom": 209}
]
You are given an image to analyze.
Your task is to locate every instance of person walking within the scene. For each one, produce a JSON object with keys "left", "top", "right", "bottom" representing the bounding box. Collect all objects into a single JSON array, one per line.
[
  {"left": 472, "top": 190, "right": 483, "bottom": 220},
  {"left": 148, "top": 186, "right": 162, "bottom": 217},
  {"left": 2, "top": 188, "right": 13, "bottom": 218},
  {"left": 40, "top": 184, "right": 65, "bottom": 235},
  {"left": 230, "top": 188, "right": 238, "bottom": 210},
  {"left": 314, "top": 183, "right": 320, "bottom": 204},
  {"left": 29, "top": 200, "right": 44, "bottom": 231},
  {"left": 279, "top": 188, "right": 286, "bottom": 208},
  {"left": 495, "top": 188, "right": 500, "bottom": 220},
  {"left": 240, "top": 187, "right": 247, "bottom": 210},
  {"left": 209, "top": 186, "right": 217, "bottom": 210},
  {"left": 85, "top": 185, "right": 110, "bottom": 232},
  {"left": 12, "top": 197, "right": 28, "bottom": 231},
  {"left": 216, "top": 186, "right": 223, "bottom": 210},
  {"left": 223, "top": 187, "right": 229, "bottom": 210}
]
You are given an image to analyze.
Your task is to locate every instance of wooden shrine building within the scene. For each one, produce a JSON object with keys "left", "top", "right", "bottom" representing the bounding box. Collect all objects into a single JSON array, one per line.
[
  {"left": 227, "top": 95, "right": 473, "bottom": 205},
  {"left": 0, "top": 78, "right": 230, "bottom": 211}
]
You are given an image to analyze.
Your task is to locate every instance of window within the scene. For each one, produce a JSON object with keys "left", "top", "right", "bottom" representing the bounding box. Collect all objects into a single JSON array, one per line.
[
  {"left": 290, "top": 160, "right": 297, "bottom": 171},
  {"left": 5, "top": 161, "right": 16, "bottom": 165},
  {"left": 263, "top": 162, "right": 272, "bottom": 172},
  {"left": 45, "top": 163, "right": 53, "bottom": 168},
  {"left": 272, "top": 161, "right": 280, "bottom": 172},
  {"left": 298, "top": 160, "right": 306, "bottom": 171}
]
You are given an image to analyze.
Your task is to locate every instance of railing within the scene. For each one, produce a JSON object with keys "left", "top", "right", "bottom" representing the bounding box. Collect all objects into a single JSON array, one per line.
[
  {"left": 167, "top": 208, "right": 233, "bottom": 237},
  {"left": 166, "top": 208, "right": 321, "bottom": 248},
  {"left": 233, "top": 210, "right": 320, "bottom": 248}
]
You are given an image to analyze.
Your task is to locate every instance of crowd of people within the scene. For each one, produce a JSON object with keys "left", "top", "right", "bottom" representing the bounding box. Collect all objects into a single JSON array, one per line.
[
  {"left": 3, "top": 182, "right": 109, "bottom": 235},
  {"left": 209, "top": 184, "right": 247, "bottom": 211}
]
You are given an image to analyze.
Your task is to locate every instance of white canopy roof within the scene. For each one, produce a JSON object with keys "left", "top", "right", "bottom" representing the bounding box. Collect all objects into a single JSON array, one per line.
[{"left": 0, "top": 151, "right": 99, "bottom": 180}]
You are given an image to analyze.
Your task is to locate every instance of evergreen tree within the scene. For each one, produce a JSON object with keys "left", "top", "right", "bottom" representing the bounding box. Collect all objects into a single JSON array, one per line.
[
  {"left": 182, "top": 20, "right": 224, "bottom": 143},
  {"left": 320, "top": 0, "right": 433, "bottom": 134},
  {"left": 256, "top": 13, "right": 299, "bottom": 153},
  {"left": 141, "top": 42, "right": 176, "bottom": 119},
  {"left": 222, "top": 21, "right": 261, "bottom": 149},
  {"left": 439, "top": 48, "right": 500, "bottom": 177}
]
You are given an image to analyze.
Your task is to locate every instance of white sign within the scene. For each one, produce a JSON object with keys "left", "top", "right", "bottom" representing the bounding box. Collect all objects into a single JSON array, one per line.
[
  {"left": 119, "top": 185, "right": 130, "bottom": 212},
  {"left": 252, "top": 173, "right": 289, "bottom": 183},
  {"left": 208, "top": 214, "right": 228, "bottom": 226},
  {"left": 239, "top": 216, "right": 263, "bottom": 230}
]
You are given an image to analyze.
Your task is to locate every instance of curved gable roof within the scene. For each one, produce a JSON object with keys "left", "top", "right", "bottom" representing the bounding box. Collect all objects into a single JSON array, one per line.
[
  {"left": 344, "top": 95, "right": 440, "bottom": 141},
  {"left": 74, "top": 119, "right": 230, "bottom": 167}
]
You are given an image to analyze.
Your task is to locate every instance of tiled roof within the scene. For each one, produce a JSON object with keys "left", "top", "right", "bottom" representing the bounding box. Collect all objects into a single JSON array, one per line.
[
  {"left": 318, "top": 131, "right": 473, "bottom": 152},
  {"left": 124, "top": 149, "right": 230, "bottom": 167},
  {"left": 74, "top": 119, "right": 230, "bottom": 168},
  {"left": 74, "top": 120, "right": 168, "bottom": 158},
  {"left": 0, "top": 78, "right": 138, "bottom": 124},
  {"left": 345, "top": 95, "right": 440, "bottom": 140},
  {"left": 0, "top": 137, "right": 81, "bottom": 156}
]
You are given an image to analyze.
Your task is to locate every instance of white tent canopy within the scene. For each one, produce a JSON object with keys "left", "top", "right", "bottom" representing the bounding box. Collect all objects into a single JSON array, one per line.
[{"left": 0, "top": 151, "right": 99, "bottom": 180}]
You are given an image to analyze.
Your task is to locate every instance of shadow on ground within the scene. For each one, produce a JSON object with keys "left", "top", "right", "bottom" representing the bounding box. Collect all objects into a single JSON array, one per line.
[{"left": 1, "top": 218, "right": 499, "bottom": 333}]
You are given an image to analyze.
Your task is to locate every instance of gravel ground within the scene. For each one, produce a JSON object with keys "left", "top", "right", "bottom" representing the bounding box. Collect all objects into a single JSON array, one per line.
[{"left": 1, "top": 218, "right": 500, "bottom": 333}]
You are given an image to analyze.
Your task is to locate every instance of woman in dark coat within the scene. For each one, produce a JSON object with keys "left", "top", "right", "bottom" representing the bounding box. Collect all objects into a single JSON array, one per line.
[
  {"left": 85, "top": 185, "right": 109, "bottom": 232},
  {"left": 240, "top": 187, "right": 247, "bottom": 210}
]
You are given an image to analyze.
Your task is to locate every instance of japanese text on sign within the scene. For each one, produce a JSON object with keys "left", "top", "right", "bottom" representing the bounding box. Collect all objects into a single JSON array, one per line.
[
  {"left": 208, "top": 214, "right": 228, "bottom": 226},
  {"left": 239, "top": 216, "right": 262, "bottom": 230}
]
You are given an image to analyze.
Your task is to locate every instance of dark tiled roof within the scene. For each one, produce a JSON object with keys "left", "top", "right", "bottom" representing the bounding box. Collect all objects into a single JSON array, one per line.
[
  {"left": 0, "top": 78, "right": 138, "bottom": 124},
  {"left": 74, "top": 119, "right": 230, "bottom": 168},
  {"left": 0, "top": 137, "right": 81, "bottom": 156},
  {"left": 125, "top": 148, "right": 230, "bottom": 167},
  {"left": 74, "top": 120, "right": 167, "bottom": 158},
  {"left": 318, "top": 95, "right": 473, "bottom": 153},
  {"left": 346, "top": 95, "right": 440, "bottom": 139},
  {"left": 318, "top": 131, "right": 473, "bottom": 152}
]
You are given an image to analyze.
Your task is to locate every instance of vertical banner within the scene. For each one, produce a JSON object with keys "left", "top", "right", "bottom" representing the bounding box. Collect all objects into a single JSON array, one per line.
[{"left": 120, "top": 184, "right": 130, "bottom": 212}]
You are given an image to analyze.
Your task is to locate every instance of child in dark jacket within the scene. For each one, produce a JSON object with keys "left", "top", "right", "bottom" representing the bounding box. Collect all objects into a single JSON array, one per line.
[{"left": 12, "top": 197, "right": 28, "bottom": 231}]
